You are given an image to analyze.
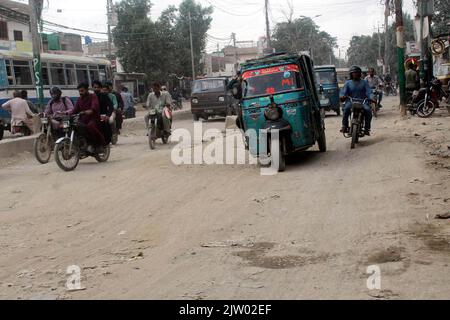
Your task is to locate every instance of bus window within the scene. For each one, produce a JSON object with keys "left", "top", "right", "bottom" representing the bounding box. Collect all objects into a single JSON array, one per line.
[
  {"left": 76, "top": 64, "right": 89, "bottom": 84},
  {"left": 13, "top": 60, "right": 33, "bottom": 86},
  {"left": 65, "top": 64, "right": 77, "bottom": 86},
  {"left": 89, "top": 65, "right": 99, "bottom": 84},
  {"left": 50, "top": 63, "right": 65, "bottom": 86},
  {"left": 99, "top": 65, "right": 107, "bottom": 82},
  {"left": 6, "top": 60, "right": 13, "bottom": 85},
  {"left": 42, "top": 62, "right": 50, "bottom": 86}
]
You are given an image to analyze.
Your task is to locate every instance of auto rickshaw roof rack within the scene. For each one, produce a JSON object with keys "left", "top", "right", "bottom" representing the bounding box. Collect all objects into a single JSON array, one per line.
[{"left": 241, "top": 52, "right": 302, "bottom": 70}]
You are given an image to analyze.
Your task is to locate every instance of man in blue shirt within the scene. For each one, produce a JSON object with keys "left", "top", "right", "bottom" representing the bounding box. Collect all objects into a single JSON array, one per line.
[{"left": 340, "top": 66, "right": 374, "bottom": 136}]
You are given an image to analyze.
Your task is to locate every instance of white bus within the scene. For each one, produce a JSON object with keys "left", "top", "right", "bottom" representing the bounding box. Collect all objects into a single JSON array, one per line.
[{"left": 0, "top": 50, "right": 112, "bottom": 106}]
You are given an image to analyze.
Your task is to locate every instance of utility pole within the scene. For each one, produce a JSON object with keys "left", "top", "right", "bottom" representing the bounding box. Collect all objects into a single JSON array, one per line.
[
  {"left": 29, "top": 0, "right": 44, "bottom": 110},
  {"left": 377, "top": 22, "right": 382, "bottom": 72},
  {"left": 394, "top": 0, "right": 407, "bottom": 115},
  {"left": 384, "top": 0, "right": 391, "bottom": 75},
  {"left": 232, "top": 33, "right": 239, "bottom": 72},
  {"left": 107, "top": 0, "right": 113, "bottom": 59},
  {"left": 189, "top": 12, "right": 196, "bottom": 79},
  {"left": 264, "top": 0, "right": 272, "bottom": 52}
]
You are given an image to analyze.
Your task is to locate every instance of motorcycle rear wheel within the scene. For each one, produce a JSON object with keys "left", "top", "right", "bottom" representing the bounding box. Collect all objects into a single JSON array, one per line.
[
  {"left": 95, "top": 145, "right": 111, "bottom": 163},
  {"left": 54, "top": 140, "right": 80, "bottom": 172},
  {"left": 34, "top": 133, "right": 52, "bottom": 164}
]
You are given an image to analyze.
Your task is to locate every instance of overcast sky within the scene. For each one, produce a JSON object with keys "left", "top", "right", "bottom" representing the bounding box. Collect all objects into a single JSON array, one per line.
[{"left": 15, "top": 0, "right": 417, "bottom": 55}]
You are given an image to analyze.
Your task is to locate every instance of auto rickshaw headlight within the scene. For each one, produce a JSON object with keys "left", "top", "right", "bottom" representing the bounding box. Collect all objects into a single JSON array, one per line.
[
  {"left": 218, "top": 96, "right": 225, "bottom": 102},
  {"left": 192, "top": 98, "right": 199, "bottom": 104},
  {"left": 265, "top": 106, "right": 282, "bottom": 121}
]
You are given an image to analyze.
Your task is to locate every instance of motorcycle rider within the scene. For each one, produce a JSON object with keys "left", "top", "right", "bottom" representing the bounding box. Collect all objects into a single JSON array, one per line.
[
  {"left": 105, "top": 82, "right": 124, "bottom": 134},
  {"left": 365, "top": 68, "right": 384, "bottom": 108},
  {"left": 93, "top": 80, "right": 114, "bottom": 144},
  {"left": 145, "top": 82, "right": 172, "bottom": 133},
  {"left": 340, "top": 66, "right": 374, "bottom": 136},
  {"left": 71, "top": 82, "right": 106, "bottom": 152},
  {"left": 1, "top": 90, "right": 36, "bottom": 134},
  {"left": 44, "top": 87, "right": 75, "bottom": 130}
]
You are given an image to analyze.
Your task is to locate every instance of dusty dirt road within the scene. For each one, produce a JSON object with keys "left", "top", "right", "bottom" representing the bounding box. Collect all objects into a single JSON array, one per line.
[{"left": 0, "top": 97, "right": 449, "bottom": 300}]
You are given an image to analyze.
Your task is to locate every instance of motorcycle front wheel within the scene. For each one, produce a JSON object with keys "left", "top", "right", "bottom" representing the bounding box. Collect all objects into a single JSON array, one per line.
[
  {"left": 149, "top": 127, "right": 156, "bottom": 150},
  {"left": 351, "top": 123, "right": 360, "bottom": 149},
  {"left": 54, "top": 139, "right": 80, "bottom": 172},
  {"left": 34, "top": 133, "right": 53, "bottom": 164},
  {"left": 417, "top": 100, "right": 436, "bottom": 118}
]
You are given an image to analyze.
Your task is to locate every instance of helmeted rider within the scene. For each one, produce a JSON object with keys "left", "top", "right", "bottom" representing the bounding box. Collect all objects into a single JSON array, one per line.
[{"left": 340, "top": 66, "right": 374, "bottom": 136}]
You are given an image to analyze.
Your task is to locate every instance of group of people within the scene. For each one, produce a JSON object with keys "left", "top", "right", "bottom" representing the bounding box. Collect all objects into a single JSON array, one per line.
[{"left": 1, "top": 81, "right": 136, "bottom": 153}]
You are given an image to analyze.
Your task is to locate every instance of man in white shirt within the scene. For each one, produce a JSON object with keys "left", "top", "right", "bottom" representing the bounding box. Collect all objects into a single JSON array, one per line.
[{"left": 1, "top": 91, "right": 36, "bottom": 134}]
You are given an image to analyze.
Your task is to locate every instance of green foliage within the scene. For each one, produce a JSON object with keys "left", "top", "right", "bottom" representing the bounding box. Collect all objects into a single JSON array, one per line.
[
  {"left": 347, "top": 14, "right": 415, "bottom": 75},
  {"left": 432, "top": 0, "right": 450, "bottom": 36},
  {"left": 272, "top": 17, "right": 338, "bottom": 66},
  {"left": 113, "top": 0, "right": 213, "bottom": 82}
]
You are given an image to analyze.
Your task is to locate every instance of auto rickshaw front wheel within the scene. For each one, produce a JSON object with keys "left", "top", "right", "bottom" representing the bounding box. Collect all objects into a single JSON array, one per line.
[
  {"left": 0, "top": 126, "right": 4, "bottom": 141},
  {"left": 318, "top": 130, "right": 327, "bottom": 153}
]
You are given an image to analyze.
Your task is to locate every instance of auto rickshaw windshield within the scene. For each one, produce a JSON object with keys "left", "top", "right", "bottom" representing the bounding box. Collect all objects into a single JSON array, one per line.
[
  {"left": 315, "top": 71, "right": 337, "bottom": 85},
  {"left": 242, "top": 64, "right": 303, "bottom": 98}
]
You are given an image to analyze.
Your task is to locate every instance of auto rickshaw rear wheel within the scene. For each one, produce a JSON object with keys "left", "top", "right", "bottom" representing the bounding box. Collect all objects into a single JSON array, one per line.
[{"left": 318, "top": 130, "right": 327, "bottom": 153}]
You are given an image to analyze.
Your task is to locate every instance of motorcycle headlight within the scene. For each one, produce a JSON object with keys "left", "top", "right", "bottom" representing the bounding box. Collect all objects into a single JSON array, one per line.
[
  {"left": 149, "top": 109, "right": 157, "bottom": 116},
  {"left": 192, "top": 98, "right": 199, "bottom": 104},
  {"left": 41, "top": 118, "right": 48, "bottom": 125},
  {"left": 264, "top": 105, "right": 282, "bottom": 121},
  {"left": 63, "top": 121, "right": 70, "bottom": 129}
]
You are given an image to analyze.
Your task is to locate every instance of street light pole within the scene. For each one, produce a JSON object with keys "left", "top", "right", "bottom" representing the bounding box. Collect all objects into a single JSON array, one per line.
[
  {"left": 189, "top": 12, "right": 196, "bottom": 79},
  {"left": 29, "top": 0, "right": 44, "bottom": 110}
]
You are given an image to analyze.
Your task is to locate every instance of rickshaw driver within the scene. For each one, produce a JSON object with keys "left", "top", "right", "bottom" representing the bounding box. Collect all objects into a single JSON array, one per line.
[{"left": 340, "top": 66, "right": 374, "bottom": 136}]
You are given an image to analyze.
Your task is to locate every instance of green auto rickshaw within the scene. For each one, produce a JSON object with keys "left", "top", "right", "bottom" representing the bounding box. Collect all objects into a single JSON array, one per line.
[
  {"left": 315, "top": 65, "right": 341, "bottom": 116},
  {"left": 231, "top": 53, "right": 327, "bottom": 172}
]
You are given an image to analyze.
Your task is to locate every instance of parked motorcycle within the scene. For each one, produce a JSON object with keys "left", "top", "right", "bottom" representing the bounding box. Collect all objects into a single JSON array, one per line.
[
  {"left": 407, "top": 80, "right": 440, "bottom": 118},
  {"left": 343, "top": 98, "right": 372, "bottom": 149},
  {"left": 148, "top": 108, "right": 172, "bottom": 150},
  {"left": 54, "top": 114, "right": 111, "bottom": 172}
]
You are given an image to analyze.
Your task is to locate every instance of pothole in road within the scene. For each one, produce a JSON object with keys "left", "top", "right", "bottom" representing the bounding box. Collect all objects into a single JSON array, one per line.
[
  {"left": 367, "top": 246, "right": 406, "bottom": 264},
  {"left": 233, "top": 242, "right": 329, "bottom": 270},
  {"left": 406, "top": 223, "right": 450, "bottom": 253}
]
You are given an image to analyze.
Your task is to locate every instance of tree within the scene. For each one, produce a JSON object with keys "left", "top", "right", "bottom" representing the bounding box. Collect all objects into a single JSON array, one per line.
[
  {"left": 172, "top": 0, "right": 213, "bottom": 78},
  {"left": 432, "top": 0, "right": 450, "bottom": 36},
  {"left": 113, "top": 0, "right": 212, "bottom": 82},
  {"left": 272, "top": 17, "right": 337, "bottom": 65},
  {"left": 347, "top": 14, "right": 415, "bottom": 75}
]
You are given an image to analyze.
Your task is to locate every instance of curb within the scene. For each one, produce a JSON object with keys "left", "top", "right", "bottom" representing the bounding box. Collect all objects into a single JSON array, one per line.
[{"left": 0, "top": 135, "right": 36, "bottom": 159}]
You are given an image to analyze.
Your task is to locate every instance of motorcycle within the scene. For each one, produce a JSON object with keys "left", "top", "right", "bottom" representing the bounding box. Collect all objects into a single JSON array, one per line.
[
  {"left": 54, "top": 114, "right": 111, "bottom": 172},
  {"left": 372, "top": 86, "right": 383, "bottom": 118},
  {"left": 148, "top": 107, "right": 172, "bottom": 150},
  {"left": 343, "top": 98, "right": 372, "bottom": 149},
  {"left": 34, "top": 114, "right": 57, "bottom": 164},
  {"left": 12, "top": 121, "right": 32, "bottom": 136},
  {"left": 384, "top": 82, "right": 397, "bottom": 96},
  {"left": 172, "top": 98, "right": 183, "bottom": 111},
  {"left": 406, "top": 79, "right": 445, "bottom": 118}
]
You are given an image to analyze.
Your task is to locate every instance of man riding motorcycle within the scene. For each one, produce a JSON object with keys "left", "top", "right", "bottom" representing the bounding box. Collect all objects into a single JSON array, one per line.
[
  {"left": 70, "top": 82, "right": 106, "bottom": 153},
  {"left": 1, "top": 90, "right": 36, "bottom": 134},
  {"left": 93, "top": 80, "right": 115, "bottom": 144},
  {"left": 44, "top": 87, "right": 74, "bottom": 130},
  {"left": 365, "top": 67, "right": 384, "bottom": 108},
  {"left": 145, "top": 82, "right": 173, "bottom": 134},
  {"left": 341, "top": 66, "right": 374, "bottom": 136}
]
